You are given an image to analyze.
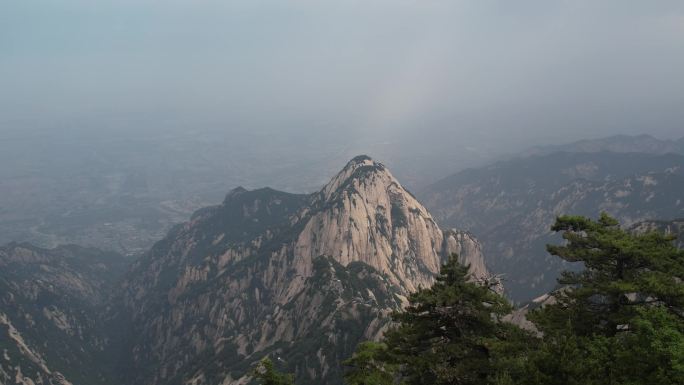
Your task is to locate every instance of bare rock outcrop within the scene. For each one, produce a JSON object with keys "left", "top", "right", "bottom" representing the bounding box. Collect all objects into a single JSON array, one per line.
[{"left": 117, "top": 156, "right": 493, "bottom": 385}]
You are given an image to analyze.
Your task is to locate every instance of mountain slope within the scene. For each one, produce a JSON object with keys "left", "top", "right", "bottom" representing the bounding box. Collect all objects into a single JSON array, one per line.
[
  {"left": 0, "top": 243, "right": 128, "bottom": 385},
  {"left": 421, "top": 151, "right": 684, "bottom": 302},
  {"left": 115, "top": 156, "right": 491, "bottom": 385}
]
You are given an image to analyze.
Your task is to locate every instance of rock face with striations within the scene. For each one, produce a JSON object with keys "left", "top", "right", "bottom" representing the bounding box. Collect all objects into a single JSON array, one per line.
[{"left": 115, "top": 156, "right": 491, "bottom": 385}]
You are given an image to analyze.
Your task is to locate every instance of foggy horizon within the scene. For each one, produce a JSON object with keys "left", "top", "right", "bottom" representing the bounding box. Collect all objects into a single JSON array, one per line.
[{"left": 2, "top": 0, "right": 683, "bottom": 148}]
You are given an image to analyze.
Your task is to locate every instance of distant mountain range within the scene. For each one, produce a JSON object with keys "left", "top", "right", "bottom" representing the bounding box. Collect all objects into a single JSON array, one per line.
[
  {"left": 519, "top": 134, "right": 684, "bottom": 157},
  {"left": 421, "top": 136, "right": 684, "bottom": 302},
  {"left": 1, "top": 156, "right": 490, "bottom": 385}
]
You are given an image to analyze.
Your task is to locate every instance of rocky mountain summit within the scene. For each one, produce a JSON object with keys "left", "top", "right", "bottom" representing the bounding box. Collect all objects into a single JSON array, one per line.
[{"left": 111, "top": 155, "right": 491, "bottom": 385}]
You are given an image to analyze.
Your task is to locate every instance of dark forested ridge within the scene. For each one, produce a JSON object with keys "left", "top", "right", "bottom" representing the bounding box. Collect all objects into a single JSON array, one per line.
[{"left": 0, "top": 243, "right": 129, "bottom": 385}]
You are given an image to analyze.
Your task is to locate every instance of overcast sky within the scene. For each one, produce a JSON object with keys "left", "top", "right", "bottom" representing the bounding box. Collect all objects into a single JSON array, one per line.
[{"left": 1, "top": 0, "right": 683, "bottom": 148}]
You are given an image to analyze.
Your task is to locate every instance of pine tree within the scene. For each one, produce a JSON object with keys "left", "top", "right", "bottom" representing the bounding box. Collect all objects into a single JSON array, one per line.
[
  {"left": 249, "top": 357, "right": 295, "bottom": 385},
  {"left": 532, "top": 213, "right": 684, "bottom": 336},
  {"left": 345, "top": 255, "right": 533, "bottom": 385},
  {"left": 343, "top": 342, "right": 395, "bottom": 385},
  {"left": 525, "top": 213, "right": 684, "bottom": 385}
]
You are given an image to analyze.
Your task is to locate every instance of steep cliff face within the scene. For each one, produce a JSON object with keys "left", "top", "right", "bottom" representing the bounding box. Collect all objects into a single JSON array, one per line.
[
  {"left": 117, "top": 156, "right": 491, "bottom": 385},
  {"left": 294, "top": 156, "right": 487, "bottom": 291},
  {"left": 0, "top": 243, "right": 128, "bottom": 385}
]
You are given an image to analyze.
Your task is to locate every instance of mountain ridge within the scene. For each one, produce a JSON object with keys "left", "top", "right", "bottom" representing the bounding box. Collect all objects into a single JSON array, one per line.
[
  {"left": 421, "top": 151, "right": 684, "bottom": 301},
  {"left": 113, "top": 155, "right": 491, "bottom": 385}
]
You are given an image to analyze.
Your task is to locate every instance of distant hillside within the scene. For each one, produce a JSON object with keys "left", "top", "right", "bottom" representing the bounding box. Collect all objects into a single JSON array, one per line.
[
  {"left": 421, "top": 151, "right": 684, "bottom": 302},
  {"left": 520, "top": 134, "right": 684, "bottom": 157}
]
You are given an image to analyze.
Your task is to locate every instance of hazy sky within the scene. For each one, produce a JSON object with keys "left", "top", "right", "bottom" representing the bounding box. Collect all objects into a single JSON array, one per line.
[{"left": 2, "top": 0, "right": 683, "bottom": 147}]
